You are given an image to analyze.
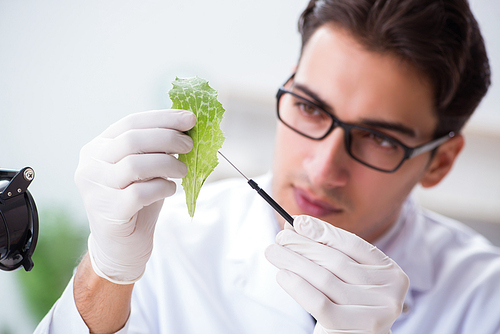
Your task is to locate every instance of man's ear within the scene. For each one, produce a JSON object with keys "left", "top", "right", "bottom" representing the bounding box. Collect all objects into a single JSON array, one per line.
[{"left": 419, "top": 134, "right": 464, "bottom": 188}]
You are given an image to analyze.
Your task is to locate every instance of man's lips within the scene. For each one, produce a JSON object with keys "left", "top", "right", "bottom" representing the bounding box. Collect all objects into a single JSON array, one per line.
[{"left": 293, "top": 187, "right": 343, "bottom": 217}]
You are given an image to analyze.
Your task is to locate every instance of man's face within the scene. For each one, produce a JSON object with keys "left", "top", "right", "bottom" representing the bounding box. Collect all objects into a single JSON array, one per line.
[{"left": 272, "top": 24, "right": 437, "bottom": 241}]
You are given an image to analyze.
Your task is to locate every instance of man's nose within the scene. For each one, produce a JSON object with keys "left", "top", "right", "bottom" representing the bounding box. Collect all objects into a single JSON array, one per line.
[{"left": 304, "top": 127, "right": 350, "bottom": 188}]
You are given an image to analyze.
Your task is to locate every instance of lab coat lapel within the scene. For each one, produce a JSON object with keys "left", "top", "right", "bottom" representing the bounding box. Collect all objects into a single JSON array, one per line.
[
  {"left": 225, "top": 183, "right": 283, "bottom": 303},
  {"left": 225, "top": 177, "right": 314, "bottom": 330}
]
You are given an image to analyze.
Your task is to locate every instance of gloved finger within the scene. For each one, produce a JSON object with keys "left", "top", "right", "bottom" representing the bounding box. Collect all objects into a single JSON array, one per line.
[
  {"left": 100, "top": 109, "right": 196, "bottom": 139},
  {"left": 266, "top": 243, "right": 383, "bottom": 306},
  {"left": 101, "top": 154, "right": 187, "bottom": 189},
  {"left": 275, "top": 269, "right": 327, "bottom": 317},
  {"left": 293, "top": 215, "right": 390, "bottom": 266},
  {"left": 96, "top": 128, "right": 193, "bottom": 163},
  {"left": 276, "top": 229, "right": 395, "bottom": 285},
  {"left": 110, "top": 178, "right": 177, "bottom": 222},
  {"left": 275, "top": 269, "right": 392, "bottom": 332},
  {"left": 97, "top": 200, "right": 165, "bottom": 242}
]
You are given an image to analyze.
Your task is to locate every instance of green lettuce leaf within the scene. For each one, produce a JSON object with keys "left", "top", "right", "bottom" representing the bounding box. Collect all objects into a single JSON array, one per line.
[{"left": 169, "top": 76, "right": 225, "bottom": 217}]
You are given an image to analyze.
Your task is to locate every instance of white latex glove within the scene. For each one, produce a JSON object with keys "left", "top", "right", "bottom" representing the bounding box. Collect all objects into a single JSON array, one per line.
[
  {"left": 75, "top": 109, "right": 195, "bottom": 284},
  {"left": 265, "top": 215, "right": 409, "bottom": 334}
]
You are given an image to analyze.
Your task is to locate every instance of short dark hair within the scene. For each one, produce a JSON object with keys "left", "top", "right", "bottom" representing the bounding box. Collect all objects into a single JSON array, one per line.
[{"left": 298, "top": 0, "right": 491, "bottom": 137}]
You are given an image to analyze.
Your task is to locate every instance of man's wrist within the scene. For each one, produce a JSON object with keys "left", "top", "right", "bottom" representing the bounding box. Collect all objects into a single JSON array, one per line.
[
  {"left": 74, "top": 253, "right": 134, "bottom": 333},
  {"left": 87, "top": 235, "right": 144, "bottom": 285}
]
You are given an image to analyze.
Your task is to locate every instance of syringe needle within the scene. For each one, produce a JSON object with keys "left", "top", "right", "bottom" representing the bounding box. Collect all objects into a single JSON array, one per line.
[
  {"left": 218, "top": 151, "right": 294, "bottom": 226},
  {"left": 218, "top": 151, "right": 249, "bottom": 180}
]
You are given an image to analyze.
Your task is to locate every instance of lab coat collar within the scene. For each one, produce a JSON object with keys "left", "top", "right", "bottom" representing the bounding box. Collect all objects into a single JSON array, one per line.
[
  {"left": 392, "top": 196, "right": 434, "bottom": 292},
  {"left": 376, "top": 196, "right": 435, "bottom": 316}
]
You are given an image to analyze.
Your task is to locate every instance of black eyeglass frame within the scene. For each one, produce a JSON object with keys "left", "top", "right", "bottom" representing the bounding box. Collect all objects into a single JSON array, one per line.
[{"left": 276, "top": 81, "right": 455, "bottom": 173}]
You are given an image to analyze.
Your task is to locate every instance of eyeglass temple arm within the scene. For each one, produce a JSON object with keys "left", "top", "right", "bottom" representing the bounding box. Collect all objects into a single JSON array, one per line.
[{"left": 408, "top": 132, "right": 455, "bottom": 159}]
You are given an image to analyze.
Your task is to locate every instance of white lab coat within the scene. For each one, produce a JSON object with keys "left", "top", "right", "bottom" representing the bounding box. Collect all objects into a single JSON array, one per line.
[{"left": 35, "top": 174, "right": 500, "bottom": 334}]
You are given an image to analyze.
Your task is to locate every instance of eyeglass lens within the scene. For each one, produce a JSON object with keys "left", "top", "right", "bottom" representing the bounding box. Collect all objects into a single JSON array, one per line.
[{"left": 278, "top": 90, "right": 406, "bottom": 172}]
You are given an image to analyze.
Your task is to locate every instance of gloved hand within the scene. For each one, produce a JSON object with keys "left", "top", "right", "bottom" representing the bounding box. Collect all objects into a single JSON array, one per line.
[
  {"left": 265, "top": 215, "right": 409, "bottom": 334},
  {"left": 75, "top": 109, "right": 196, "bottom": 284}
]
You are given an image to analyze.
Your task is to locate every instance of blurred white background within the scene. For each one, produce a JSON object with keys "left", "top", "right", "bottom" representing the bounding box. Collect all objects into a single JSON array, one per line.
[{"left": 0, "top": 0, "right": 498, "bottom": 332}]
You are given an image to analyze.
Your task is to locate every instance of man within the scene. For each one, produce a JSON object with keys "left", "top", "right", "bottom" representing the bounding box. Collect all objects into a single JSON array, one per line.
[{"left": 36, "top": 0, "right": 499, "bottom": 333}]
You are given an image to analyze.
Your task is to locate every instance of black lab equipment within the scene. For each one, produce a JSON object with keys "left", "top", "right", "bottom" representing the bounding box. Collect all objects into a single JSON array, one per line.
[{"left": 0, "top": 167, "right": 38, "bottom": 271}]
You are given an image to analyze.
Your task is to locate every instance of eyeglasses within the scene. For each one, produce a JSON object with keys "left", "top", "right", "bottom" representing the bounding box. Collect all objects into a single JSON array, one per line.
[{"left": 276, "top": 80, "right": 455, "bottom": 173}]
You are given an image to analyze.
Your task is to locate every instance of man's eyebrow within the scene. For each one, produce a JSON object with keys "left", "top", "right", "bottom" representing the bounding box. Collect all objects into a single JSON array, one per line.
[
  {"left": 293, "top": 83, "right": 333, "bottom": 112},
  {"left": 360, "top": 119, "right": 417, "bottom": 138}
]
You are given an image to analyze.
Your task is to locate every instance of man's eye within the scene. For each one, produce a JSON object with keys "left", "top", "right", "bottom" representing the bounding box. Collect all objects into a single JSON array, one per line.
[
  {"left": 296, "top": 102, "right": 321, "bottom": 116},
  {"left": 367, "top": 132, "right": 398, "bottom": 149}
]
